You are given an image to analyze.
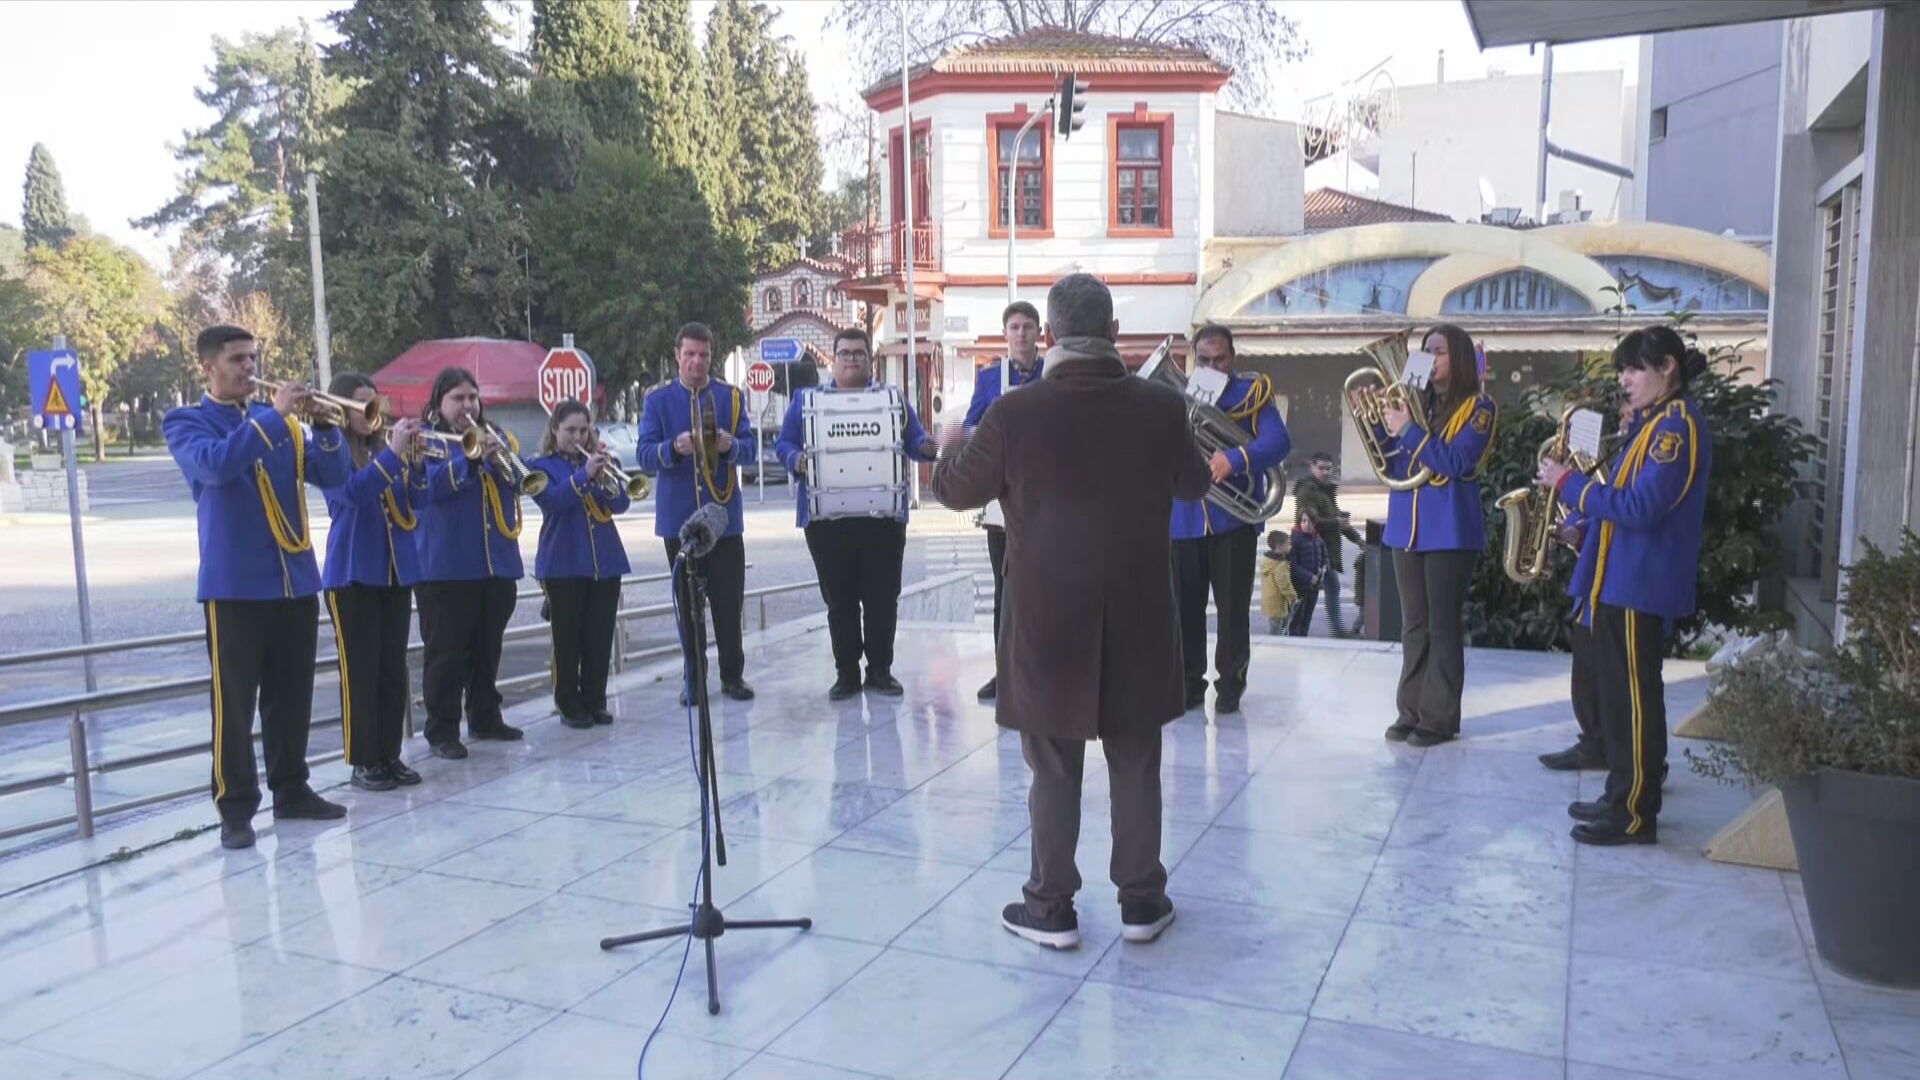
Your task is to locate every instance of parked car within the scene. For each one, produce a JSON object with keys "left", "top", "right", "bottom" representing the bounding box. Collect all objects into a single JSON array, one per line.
[
  {"left": 742, "top": 429, "right": 789, "bottom": 485},
  {"left": 595, "top": 421, "right": 640, "bottom": 468}
]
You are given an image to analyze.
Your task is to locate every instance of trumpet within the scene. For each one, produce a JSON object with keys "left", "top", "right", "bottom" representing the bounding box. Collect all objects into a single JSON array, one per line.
[
  {"left": 587, "top": 436, "right": 652, "bottom": 501},
  {"left": 253, "top": 378, "right": 387, "bottom": 432},
  {"left": 412, "top": 427, "right": 484, "bottom": 462},
  {"left": 1495, "top": 404, "right": 1608, "bottom": 585},
  {"left": 476, "top": 421, "right": 548, "bottom": 496},
  {"left": 1343, "top": 332, "right": 1433, "bottom": 492},
  {"left": 1135, "top": 336, "right": 1286, "bottom": 523}
]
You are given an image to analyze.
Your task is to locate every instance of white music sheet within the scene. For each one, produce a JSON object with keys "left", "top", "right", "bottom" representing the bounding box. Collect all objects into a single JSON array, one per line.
[
  {"left": 1567, "top": 408, "right": 1605, "bottom": 459},
  {"left": 1186, "top": 366, "right": 1230, "bottom": 407},
  {"left": 1402, "top": 350, "right": 1436, "bottom": 390}
]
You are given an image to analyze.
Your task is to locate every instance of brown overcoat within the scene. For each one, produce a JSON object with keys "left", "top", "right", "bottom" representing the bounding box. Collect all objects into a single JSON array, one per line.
[{"left": 931, "top": 341, "right": 1211, "bottom": 740}]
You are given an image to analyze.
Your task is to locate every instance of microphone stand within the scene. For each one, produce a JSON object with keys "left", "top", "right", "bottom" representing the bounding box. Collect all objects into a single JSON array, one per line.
[{"left": 598, "top": 412, "right": 811, "bottom": 1017}]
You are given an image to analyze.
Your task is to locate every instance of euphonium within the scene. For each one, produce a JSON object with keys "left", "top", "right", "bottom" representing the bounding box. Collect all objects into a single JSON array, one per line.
[
  {"left": 1135, "top": 335, "right": 1287, "bottom": 524},
  {"left": 1342, "top": 332, "right": 1433, "bottom": 492},
  {"left": 1495, "top": 404, "right": 1605, "bottom": 585},
  {"left": 252, "top": 378, "right": 387, "bottom": 432},
  {"left": 588, "top": 435, "right": 652, "bottom": 500},
  {"left": 479, "top": 421, "right": 548, "bottom": 496}
]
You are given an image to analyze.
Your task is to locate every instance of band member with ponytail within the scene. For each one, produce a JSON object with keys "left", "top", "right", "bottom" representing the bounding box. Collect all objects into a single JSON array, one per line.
[
  {"left": 1377, "top": 323, "right": 1497, "bottom": 747},
  {"left": 320, "top": 373, "right": 425, "bottom": 791},
  {"left": 637, "top": 322, "right": 757, "bottom": 702},
  {"left": 529, "top": 401, "right": 631, "bottom": 728},
  {"left": 163, "top": 325, "right": 352, "bottom": 849},
  {"left": 415, "top": 367, "right": 526, "bottom": 757},
  {"left": 1539, "top": 326, "right": 1711, "bottom": 845}
]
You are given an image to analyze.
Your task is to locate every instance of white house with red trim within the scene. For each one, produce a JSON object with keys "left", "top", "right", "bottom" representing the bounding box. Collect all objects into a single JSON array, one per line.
[{"left": 842, "top": 29, "right": 1294, "bottom": 424}]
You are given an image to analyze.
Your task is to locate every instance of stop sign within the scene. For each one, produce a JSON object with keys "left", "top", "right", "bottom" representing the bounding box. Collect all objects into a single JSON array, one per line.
[
  {"left": 538, "top": 341, "right": 596, "bottom": 415},
  {"left": 745, "top": 361, "right": 776, "bottom": 395}
]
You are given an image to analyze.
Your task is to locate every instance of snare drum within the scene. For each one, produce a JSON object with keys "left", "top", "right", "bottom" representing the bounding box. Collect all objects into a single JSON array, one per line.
[{"left": 802, "top": 387, "right": 909, "bottom": 521}]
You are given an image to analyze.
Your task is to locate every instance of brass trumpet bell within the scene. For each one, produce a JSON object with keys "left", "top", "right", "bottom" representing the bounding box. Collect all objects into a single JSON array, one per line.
[
  {"left": 1343, "top": 332, "right": 1433, "bottom": 492},
  {"left": 414, "top": 427, "right": 484, "bottom": 461},
  {"left": 252, "top": 378, "right": 387, "bottom": 432}
]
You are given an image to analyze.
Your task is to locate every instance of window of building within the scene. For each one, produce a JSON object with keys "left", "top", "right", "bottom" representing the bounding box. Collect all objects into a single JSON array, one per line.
[
  {"left": 826, "top": 286, "right": 841, "bottom": 308},
  {"left": 1107, "top": 108, "right": 1173, "bottom": 236},
  {"left": 1808, "top": 179, "right": 1861, "bottom": 601},
  {"left": 987, "top": 109, "right": 1051, "bottom": 237},
  {"left": 793, "top": 279, "right": 812, "bottom": 308},
  {"left": 763, "top": 286, "right": 782, "bottom": 315},
  {"left": 1650, "top": 106, "right": 1668, "bottom": 141}
]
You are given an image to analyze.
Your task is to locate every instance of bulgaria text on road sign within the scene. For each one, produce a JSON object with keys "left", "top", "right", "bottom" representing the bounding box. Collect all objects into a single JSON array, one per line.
[
  {"left": 537, "top": 343, "right": 596, "bottom": 415},
  {"left": 746, "top": 361, "right": 777, "bottom": 395},
  {"left": 29, "top": 349, "right": 84, "bottom": 432},
  {"left": 758, "top": 338, "right": 801, "bottom": 363}
]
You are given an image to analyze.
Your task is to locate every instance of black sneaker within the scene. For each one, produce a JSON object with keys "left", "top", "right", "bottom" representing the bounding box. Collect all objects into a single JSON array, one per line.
[
  {"left": 220, "top": 819, "right": 256, "bottom": 850},
  {"left": 1568, "top": 799, "right": 1612, "bottom": 823},
  {"left": 1385, "top": 722, "right": 1416, "bottom": 742},
  {"left": 1000, "top": 902, "right": 1080, "bottom": 950},
  {"left": 273, "top": 787, "right": 348, "bottom": 820},
  {"left": 559, "top": 711, "right": 594, "bottom": 730},
  {"left": 1120, "top": 896, "right": 1176, "bottom": 943},
  {"left": 389, "top": 760, "right": 422, "bottom": 786},
  {"left": 590, "top": 708, "right": 614, "bottom": 726},
  {"left": 865, "top": 671, "right": 905, "bottom": 697},
  {"left": 829, "top": 676, "right": 862, "bottom": 702},
  {"left": 470, "top": 722, "right": 524, "bottom": 741},
  {"left": 430, "top": 740, "right": 468, "bottom": 760},
  {"left": 721, "top": 679, "right": 756, "bottom": 701},
  {"left": 678, "top": 688, "right": 691, "bottom": 707},
  {"left": 1407, "top": 729, "right": 1456, "bottom": 748},
  {"left": 351, "top": 764, "right": 397, "bottom": 792},
  {"left": 977, "top": 676, "right": 998, "bottom": 703},
  {"left": 1540, "top": 745, "right": 1607, "bottom": 771},
  {"left": 1572, "top": 819, "right": 1658, "bottom": 846}
]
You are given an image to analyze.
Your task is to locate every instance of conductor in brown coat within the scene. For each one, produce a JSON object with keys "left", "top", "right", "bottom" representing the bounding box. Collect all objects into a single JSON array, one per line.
[{"left": 931, "top": 273, "right": 1211, "bottom": 950}]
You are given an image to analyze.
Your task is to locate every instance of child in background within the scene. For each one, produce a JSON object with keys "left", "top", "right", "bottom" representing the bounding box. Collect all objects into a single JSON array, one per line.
[
  {"left": 1288, "top": 516, "right": 1328, "bottom": 636},
  {"left": 1259, "top": 531, "right": 1296, "bottom": 635}
]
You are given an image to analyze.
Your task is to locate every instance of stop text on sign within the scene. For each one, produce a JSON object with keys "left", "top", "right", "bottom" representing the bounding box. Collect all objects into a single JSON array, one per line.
[{"left": 542, "top": 365, "right": 591, "bottom": 402}]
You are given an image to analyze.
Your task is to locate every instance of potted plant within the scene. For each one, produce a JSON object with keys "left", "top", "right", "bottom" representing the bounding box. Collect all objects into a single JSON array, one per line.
[{"left": 1692, "top": 532, "right": 1920, "bottom": 987}]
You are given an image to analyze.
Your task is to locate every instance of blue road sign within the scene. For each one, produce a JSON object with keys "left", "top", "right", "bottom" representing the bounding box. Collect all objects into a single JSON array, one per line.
[
  {"left": 29, "top": 349, "right": 84, "bottom": 432},
  {"left": 758, "top": 337, "right": 801, "bottom": 363}
]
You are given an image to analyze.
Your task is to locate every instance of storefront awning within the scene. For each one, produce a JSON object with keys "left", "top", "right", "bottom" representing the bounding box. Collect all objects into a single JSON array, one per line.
[{"left": 1234, "top": 329, "right": 1767, "bottom": 357}]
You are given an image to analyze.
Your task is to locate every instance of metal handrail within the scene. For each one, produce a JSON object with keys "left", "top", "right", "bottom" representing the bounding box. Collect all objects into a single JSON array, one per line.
[{"left": 0, "top": 570, "right": 814, "bottom": 843}]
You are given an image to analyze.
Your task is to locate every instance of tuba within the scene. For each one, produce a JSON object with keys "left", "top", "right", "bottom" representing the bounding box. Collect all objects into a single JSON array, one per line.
[
  {"left": 1343, "top": 332, "right": 1433, "bottom": 492},
  {"left": 1495, "top": 404, "right": 1606, "bottom": 585},
  {"left": 1136, "top": 336, "right": 1286, "bottom": 524}
]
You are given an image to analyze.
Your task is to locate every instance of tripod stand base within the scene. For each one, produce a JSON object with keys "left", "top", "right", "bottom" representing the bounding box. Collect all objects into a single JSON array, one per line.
[{"left": 600, "top": 903, "right": 813, "bottom": 1014}]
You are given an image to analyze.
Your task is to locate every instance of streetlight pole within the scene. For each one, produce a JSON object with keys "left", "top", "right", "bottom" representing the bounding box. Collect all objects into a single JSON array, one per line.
[
  {"left": 899, "top": 0, "right": 918, "bottom": 506},
  {"left": 306, "top": 172, "right": 332, "bottom": 388},
  {"left": 1004, "top": 102, "right": 1051, "bottom": 399}
]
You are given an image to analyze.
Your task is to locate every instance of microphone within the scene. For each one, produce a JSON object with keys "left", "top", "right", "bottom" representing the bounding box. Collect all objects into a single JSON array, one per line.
[{"left": 677, "top": 501, "right": 730, "bottom": 559}]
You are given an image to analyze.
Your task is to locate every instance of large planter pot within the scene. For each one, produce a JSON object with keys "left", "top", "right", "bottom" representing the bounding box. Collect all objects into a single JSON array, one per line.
[{"left": 1780, "top": 769, "right": 1920, "bottom": 987}]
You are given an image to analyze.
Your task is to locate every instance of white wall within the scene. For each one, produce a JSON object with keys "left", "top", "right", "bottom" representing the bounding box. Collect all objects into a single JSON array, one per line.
[{"left": 1806, "top": 10, "right": 1875, "bottom": 127}]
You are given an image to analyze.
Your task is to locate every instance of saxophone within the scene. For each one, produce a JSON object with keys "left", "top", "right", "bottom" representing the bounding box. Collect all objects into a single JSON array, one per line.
[{"left": 1496, "top": 404, "right": 1604, "bottom": 585}]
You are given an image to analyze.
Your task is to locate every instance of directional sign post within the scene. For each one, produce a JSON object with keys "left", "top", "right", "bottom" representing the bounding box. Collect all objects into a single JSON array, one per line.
[
  {"left": 745, "top": 361, "right": 777, "bottom": 503},
  {"left": 32, "top": 337, "right": 99, "bottom": 832},
  {"left": 757, "top": 337, "right": 801, "bottom": 364},
  {"left": 537, "top": 333, "right": 597, "bottom": 415}
]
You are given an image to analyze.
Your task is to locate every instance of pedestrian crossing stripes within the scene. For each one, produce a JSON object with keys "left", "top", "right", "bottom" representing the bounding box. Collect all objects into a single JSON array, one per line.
[{"left": 926, "top": 534, "right": 995, "bottom": 613}]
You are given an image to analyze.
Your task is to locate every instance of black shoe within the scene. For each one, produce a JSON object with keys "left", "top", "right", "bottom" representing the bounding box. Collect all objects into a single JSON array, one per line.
[
  {"left": 560, "top": 711, "right": 595, "bottom": 730},
  {"left": 977, "top": 676, "right": 998, "bottom": 703},
  {"left": 470, "top": 722, "right": 524, "bottom": 741},
  {"left": 721, "top": 679, "right": 755, "bottom": 701},
  {"left": 1215, "top": 689, "right": 1243, "bottom": 715},
  {"left": 273, "top": 787, "right": 348, "bottom": 821},
  {"left": 1407, "top": 729, "right": 1456, "bottom": 748},
  {"left": 430, "top": 740, "right": 468, "bottom": 760},
  {"left": 1184, "top": 687, "right": 1207, "bottom": 711},
  {"left": 1572, "top": 819, "right": 1658, "bottom": 846},
  {"left": 351, "top": 764, "right": 397, "bottom": 792},
  {"left": 678, "top": 688, "right": 691, "bottom": 707},
  {"left": 220, "top": 820, "right": 256, "bottom": 850},
  {"left": 1568, "top": 799, "right": 1612, "bottom": 823},
  {"left": 865, "top": 671, "right": 905, "bottom": 696},
  {"left": 590, "top": 708, "right": 614, "bottom": 726},
  {"left": 1540, "top": 745, "right": 1608, "bottom": 771},
  {"left": 1385, "top": 722, "right": 1416, "bottom": 742},
  {"left": 829, "top": 676, "right": 862, "bottom": 702},
  {"left": 1000, "top": 902, "right": 1080, "bottom": 950},
  {"left": 1120, "top": 896, "right": 1176, "bottom": 944},
  {"left": 389, "top": 760, "right": 422, "bottom": 786}
]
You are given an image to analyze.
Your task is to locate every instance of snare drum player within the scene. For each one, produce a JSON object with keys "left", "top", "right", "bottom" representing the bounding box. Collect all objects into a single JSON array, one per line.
[
  {"left": 776, "top": 328, "right": 938, "bottom": 700},
  {"left": 163, "top": 325, "right": 352, "bottom": 849}
]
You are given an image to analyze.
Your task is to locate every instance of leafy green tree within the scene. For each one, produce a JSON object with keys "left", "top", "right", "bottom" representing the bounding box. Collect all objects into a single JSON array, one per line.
[
  {"left": 18, "top": 236, "right": 167, "bottom": 458},
  {"left": 631, "top": 0, "right": 714, "bottom": 200},
  {"left": 0, "top": 222, "right": 23, "bottom": 272},
  {"left": 22, "top": 144, "right": 75, "bottom": 251},
  {"left": 705, "top": 0, "right": 825, "bottom": 270},
  {"left": 532, "top": 0, "right": 643, "bottom": 143},
  {"left": 533, "top": 141, "right": 749, "bottom": 396}
]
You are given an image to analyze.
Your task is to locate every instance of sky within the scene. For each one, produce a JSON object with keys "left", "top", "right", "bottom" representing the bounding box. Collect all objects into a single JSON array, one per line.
[{"left": 0, "top": 0, "right": 1636, "bottom": 268}]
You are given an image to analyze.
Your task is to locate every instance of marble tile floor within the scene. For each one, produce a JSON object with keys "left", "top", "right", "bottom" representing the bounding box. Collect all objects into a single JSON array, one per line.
[{"left": 2, "top": 626, "right": 1916, "bottom": 1079}]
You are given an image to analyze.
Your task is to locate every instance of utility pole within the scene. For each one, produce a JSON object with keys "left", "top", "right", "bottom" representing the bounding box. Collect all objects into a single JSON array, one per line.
[
  {"left": 306, "top": 172, "right": 332, "bottom": 388},
  {"left": 900, "top": 0, "right": 918, "bottom": 507}
]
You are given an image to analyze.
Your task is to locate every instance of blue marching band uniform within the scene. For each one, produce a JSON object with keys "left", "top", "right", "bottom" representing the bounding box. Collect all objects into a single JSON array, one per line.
[
  {"left": 1553, "top": 396, "right": 1712, "bottom": 840},
  {"left": 1169, "top": 371, "right": 1290, "bottom": 713},
  {"left": 529, "top": 448, "right": 632, "bottom": 726},
  {"left": 637, "top": 378, "right": 758, "bottom": 698},
  {"left": 164, "top": 395, "right": 351, "bottom": 830},
  {"left": 1380, "top": 389, "right": 1498, "bottom": 743}
]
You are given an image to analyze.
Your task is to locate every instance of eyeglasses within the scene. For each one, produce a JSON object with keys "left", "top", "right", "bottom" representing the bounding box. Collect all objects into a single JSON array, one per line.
[{"left": 834, "top": 351, "right": 871, "bottom": 361}]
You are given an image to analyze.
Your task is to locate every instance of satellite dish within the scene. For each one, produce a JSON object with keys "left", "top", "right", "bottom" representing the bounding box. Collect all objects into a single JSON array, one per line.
[{"left": 1478, "top": 177, "right": 1498, "bottom": 211}]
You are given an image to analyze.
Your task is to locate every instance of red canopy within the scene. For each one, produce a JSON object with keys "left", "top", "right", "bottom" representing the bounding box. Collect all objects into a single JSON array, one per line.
[{"left": 369, "top": 338, "right": 549, "bottom": 418}]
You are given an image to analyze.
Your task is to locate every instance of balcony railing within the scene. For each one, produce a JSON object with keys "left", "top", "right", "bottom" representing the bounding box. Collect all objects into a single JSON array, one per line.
[{"left": 841, "top": 221, "right": 942, "bottom": 279}]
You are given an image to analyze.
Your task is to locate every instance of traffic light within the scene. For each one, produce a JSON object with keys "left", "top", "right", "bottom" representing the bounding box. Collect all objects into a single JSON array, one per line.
[{"left": 1057, "top": 72, "right": 1089, "bottom": 139}]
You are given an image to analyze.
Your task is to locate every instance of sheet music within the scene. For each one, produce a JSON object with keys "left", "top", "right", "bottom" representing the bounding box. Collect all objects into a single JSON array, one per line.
[
  {"left": 1187, "top": 366, "right": 1230, "bottom": 407},
  {"left": 1567, "top": 408, "right": 1605, "bottom": 459},
  {"left": 1402, "top": 350, "right": 1435, "bottom": 390}
]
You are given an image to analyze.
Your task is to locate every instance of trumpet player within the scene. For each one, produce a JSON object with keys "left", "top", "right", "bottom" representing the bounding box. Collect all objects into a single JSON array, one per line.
[
  {"left": 415, "top": 367, "right": 527, "bottom": 758},
  {"left": 1170, "top": 324, "right": 1289, "bottom": 715},
  {"left": 529, "top": 401, "right": 633, "bottom": 728},
  {"left": 162, "top": 325, "right": 352, "bottom": 849},
  {"left": 321, "top": 373, "right": 426, "bottom": 792},
  {"left": 1537, "top": 326, "right": 1711, "bottom": 846},
  {"left": 636, "top": 322, "right": 757, "bottom": 702},
  {"left": 1373, "top": 324, "right": 1497, "bottom": 747}
]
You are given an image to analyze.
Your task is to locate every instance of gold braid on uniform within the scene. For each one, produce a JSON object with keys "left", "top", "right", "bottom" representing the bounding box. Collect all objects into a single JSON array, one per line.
[
  {"left": 1224, "top": 372, "right": 1275, "bottom": 435},
  {"left": 384, "top": 467, "right": 418, "bottom": 531},
  {"left": 481, "top": 472, "right": 523, "bottom": 540},
  {"left": 695, "top": 387, "right": 739, "bottom": 504},
  {"left": 574, "top": 464, "right": 614, "bottom": 524},
  {"left": 257, "top": 413, "right": 311, "bottom": 554}
]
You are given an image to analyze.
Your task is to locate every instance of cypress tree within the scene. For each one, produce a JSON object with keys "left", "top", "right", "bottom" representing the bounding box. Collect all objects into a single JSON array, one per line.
[
  {"left": 22, "top": 143, "right": 75, "bottom": 251},
  {"left": 531, "top": 0, "right": 643, "bottom": 142}
]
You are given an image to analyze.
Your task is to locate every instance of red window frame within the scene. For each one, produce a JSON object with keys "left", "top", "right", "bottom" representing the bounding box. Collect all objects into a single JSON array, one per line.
[
  {"left": 987, "top": 106, "right": 1053, "bottom": 239},
  {"left": 1108, "top": 104, "right": 1173, "bottom": 238}
]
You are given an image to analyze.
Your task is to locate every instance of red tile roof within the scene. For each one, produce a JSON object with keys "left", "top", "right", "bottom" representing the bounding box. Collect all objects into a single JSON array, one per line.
[
  {"left": 1304, "top": 188, "right": 1453, "bottom": 231},
  {"left": 862, "top": 28, "right": 1229, "bottom": 99}
]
